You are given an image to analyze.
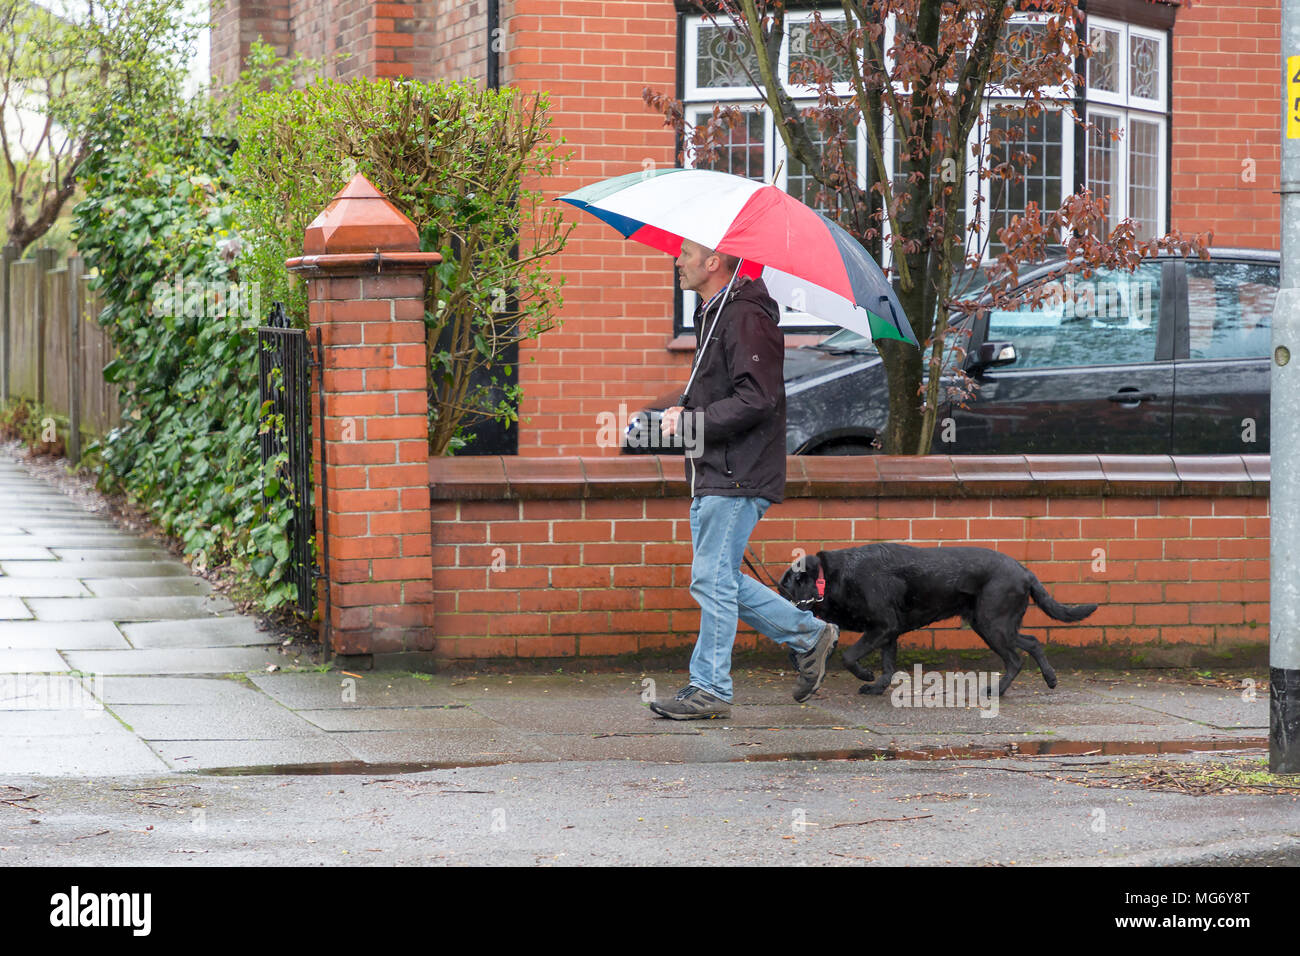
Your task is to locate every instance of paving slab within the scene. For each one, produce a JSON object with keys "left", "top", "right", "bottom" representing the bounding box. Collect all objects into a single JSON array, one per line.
[
  {"left": 0, "top": 597, "right": 34, "bottom": 619},
  {"left": 0, "top": 533, "right": 134, "bottom": 548},
  {"left": 0, "top": 509, "right": 90, "bottom": 520},
  {"left": 0, "top": 560, "right": 190, "bottom": 578},
  {"left": 0, "top": 547, "right": 55, "bottom": 561},
  {"left": 803, "top": 696, "right": 1041, "bottom": 733},
  {"left": 120, "top": 617, "right": 275, "bottom": 649},
  {"left": 0, "top": 709, "right": 119, "bottom": 735},
  {"left": 0, "top": 734, "right": 170, "bottom": 775},
  {"left": 18, "top": 519, "right": 124, "bottom": 529},
  {"left": 63, "top": 647, "right": 279, "bottom": 675},
  {"left": 110, "top": 703, "right": 324, "bottom": 740},
  {"left": 50, "top": 548, "right": 173, "bottom": 562},
  {"left": 523, "top": 728, "right": 766, "bottom": 763},
  {"left": 153, "top": 736, "right": 358, "bottom": 771},
  {"left": 297, "top": 706, "right": 501, "bottom": 732},
  {"left": 0, "top": 621, "right": 128, "bottom": 650},
  {"left": 90, "top": 676, "right": 264, "bottom": 706},
  {"left": 0, "top": 578, "right": 91, "bottom": 597},
  {"left": 251, "top": 672, "right": 461, "bottom": 709},
  {"left": 27, "top": 595, "right": 233, "bottom": 621},
  {"left": 0, "top": 673, "right": 102, "bottom": 709},
  {"left": 1085, "top": 684, "right": 1270, "bottom": 730},
  {"left": 864, "top": 723, "right": 1243, "bottom": 748},
  {"left": 464, "top": 697, "right": 845, "bottom": 734},
  {"left": 84, "top": 576, "right": 212, "bottom": 598},
  {"left": 335, "top": 728, "right": 558, "bottom": 765},
  {"left": 0, "top": 649, "right": 67, "bottom": 672},
  {"left": 442, "top": 673, "right": 635, "bottom": 700}
]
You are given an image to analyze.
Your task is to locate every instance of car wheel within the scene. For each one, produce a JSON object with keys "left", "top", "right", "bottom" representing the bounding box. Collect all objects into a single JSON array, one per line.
[{"left": 810, "top": 438, "right": 880, "bottom": 456}]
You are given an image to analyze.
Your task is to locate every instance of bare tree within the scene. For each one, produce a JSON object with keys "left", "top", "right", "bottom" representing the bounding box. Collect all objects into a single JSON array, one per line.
[{"left": 0, "top": 0, "right": 195, "bottom": 255}]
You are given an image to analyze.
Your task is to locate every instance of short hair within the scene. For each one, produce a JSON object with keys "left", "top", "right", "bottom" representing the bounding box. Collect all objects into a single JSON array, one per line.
[{"left": 711, "top": 248, "right": 741, "bottom": 274}]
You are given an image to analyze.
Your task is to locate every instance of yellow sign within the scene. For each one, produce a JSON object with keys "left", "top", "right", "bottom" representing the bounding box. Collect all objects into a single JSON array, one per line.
[{"left": 1289, "top": 55, "right": 1300, "bottom": 138}]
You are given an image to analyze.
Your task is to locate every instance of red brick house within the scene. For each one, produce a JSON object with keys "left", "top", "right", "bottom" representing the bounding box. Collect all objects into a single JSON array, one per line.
[
  {"left": 211, "top": 0, "right": 1279, "bottom": 459},
  {"left": 210, "top": 2, "right": 1276, "bottom": 662}
]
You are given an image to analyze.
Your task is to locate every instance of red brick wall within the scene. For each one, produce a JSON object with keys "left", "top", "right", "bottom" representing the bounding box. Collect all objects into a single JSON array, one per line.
[
  {"left": 427, "top": 0, "right": 487, "bottom": 84},
  {"left": 211, "top": 0, "right": 438, "bottom": 83},
  {"left": 211, "top": 0, "right": 291, "bottom": 90},
  {"left": 210, "top": 0, "right": 1286, "bottom": 458},
  {"left": 505, "top": 0, "right": 685, "bottom": 457},
  {"left": 1170, "top": 0, "right": 1280, "bottom": 247},
  {"left": 427, "top": 456, "right": 1270, "bottom": 661}
]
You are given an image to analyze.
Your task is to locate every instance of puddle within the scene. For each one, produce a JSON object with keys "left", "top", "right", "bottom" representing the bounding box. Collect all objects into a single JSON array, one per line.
[
  {"left": 197, "top": 760, "right": 510, "bottom": 776},
  {"left": 742, "top": 738, "right": 1270, "bottom": 762},
  {"left": 190, "top": 738, "right": 1269, "bottom": 776}
]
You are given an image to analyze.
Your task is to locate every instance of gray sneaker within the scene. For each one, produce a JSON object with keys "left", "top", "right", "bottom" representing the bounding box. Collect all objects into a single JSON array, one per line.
[
  {"left": 792, "top": 623, "right": 838, "bottom": 702},
  {"left": 649, "top": 685, "right": 732, "bottom": 720}
]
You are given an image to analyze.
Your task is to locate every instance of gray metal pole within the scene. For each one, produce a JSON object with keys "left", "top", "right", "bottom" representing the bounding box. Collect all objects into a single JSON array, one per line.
[
  {"left": 1271, "top": 0, "right": 1300, "bottom": 773},
  {"left": 67, "top": 255, "right": 82, "bottom": 464}
]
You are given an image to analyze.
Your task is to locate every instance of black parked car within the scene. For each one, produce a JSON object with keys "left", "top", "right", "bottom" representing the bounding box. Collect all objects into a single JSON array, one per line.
[{"left": 623, "top": 249, "right": 1277, "bottom": 455}]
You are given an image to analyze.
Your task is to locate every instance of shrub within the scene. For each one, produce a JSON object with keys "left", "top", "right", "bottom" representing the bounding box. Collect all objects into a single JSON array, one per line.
[
  {"left": 231, "top": 61, "right": 572, "bottom": 454},
  {"left": 71, "top": 101, "right": 302, "bottom": 611}
]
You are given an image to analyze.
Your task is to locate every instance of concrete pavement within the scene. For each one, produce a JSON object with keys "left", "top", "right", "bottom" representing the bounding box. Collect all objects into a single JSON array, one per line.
[
  {"left": 0, "top": 449, "right": 1276, "bottom": 776},
  {"left": 4, "top": 448, "right": 1299, "bottom": 868}
]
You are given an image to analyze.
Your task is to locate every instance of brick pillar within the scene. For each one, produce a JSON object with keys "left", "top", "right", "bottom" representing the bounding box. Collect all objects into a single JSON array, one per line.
[{"left": 286, "top": 174, "right": 440, "bottom": 658}]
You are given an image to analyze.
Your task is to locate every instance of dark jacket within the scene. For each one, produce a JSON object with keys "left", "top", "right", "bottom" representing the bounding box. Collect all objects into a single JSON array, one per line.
[{"left": 682, "top": 276, "right": 786, "bottom": 503}]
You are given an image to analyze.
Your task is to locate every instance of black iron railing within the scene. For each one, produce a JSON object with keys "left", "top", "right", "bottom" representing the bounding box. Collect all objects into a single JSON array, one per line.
[{"left": 257, "top": 302, "right": 321, "bottom": 618}]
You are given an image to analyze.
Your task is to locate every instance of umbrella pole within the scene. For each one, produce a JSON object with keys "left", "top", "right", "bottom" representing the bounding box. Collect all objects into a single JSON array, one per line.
[{"left": 680, "top": 258, "right": 745, "bottom": 405}]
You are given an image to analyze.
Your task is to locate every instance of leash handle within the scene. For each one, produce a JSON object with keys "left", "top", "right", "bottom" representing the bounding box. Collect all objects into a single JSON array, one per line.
[{"left": 743, "top": 545, "right": 782, "bottom": 591}]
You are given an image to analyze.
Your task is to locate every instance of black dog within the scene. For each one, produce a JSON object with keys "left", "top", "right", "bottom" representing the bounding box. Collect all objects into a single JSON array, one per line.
[{"left": 777, "top": 544, "right": 1098, "bottom": 696}]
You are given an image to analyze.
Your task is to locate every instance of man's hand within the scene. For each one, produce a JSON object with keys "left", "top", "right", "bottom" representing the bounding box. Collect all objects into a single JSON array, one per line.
[{"left": 660, "top": 406, "right": 685, "bottom": 437}]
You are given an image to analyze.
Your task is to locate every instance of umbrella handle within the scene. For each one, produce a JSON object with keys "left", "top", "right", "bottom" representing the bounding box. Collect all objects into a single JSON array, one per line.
[{"left": 680, "top": 258, "right": 745, "bottom": 406}]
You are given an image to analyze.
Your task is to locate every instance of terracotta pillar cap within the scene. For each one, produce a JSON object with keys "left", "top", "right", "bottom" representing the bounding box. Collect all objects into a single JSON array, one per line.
[{"left": 301, "top": 173, "right": 423, "bottom": 256}]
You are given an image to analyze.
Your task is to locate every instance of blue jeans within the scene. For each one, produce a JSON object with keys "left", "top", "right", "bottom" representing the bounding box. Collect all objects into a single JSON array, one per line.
[{"left": 687, "top": 495, "right": 827, "bottom": 702}]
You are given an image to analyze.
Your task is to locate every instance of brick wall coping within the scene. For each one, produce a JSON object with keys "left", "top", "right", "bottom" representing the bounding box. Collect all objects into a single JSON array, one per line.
[
  {"left": 285, "top": 251, "right": 441, "bottom": 274},
  {"left": 428, "top": 454, "right": 1270, "bottom": 501}
]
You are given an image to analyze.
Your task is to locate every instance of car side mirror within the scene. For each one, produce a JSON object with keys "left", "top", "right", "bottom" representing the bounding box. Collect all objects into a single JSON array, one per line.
[{"left": 972, "top": 340, "right": 1017, "bottom": 372}]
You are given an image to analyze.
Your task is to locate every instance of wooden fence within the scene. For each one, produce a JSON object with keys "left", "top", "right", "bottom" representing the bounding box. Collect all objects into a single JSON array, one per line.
[{"left": 1, "top": 248, "right": 120, "bottom": 459}]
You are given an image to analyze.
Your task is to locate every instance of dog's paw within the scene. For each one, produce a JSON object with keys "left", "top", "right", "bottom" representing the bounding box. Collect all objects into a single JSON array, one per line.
[{"left": 857, "top": 683, "right": 888, "bottom": 696}]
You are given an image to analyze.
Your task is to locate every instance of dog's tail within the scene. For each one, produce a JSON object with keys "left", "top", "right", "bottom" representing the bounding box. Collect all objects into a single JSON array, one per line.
[{"left": 1029, "top": 577, "right": 1098, "bottom": 622}]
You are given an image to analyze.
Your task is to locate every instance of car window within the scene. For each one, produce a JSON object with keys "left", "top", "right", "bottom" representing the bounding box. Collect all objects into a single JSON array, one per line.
[
  {"left": 1186, "top": 260, "right": 1276, "bottom": 360},
  {"left": 984, "top": 262, "right": 1162, "bottom": 369}
]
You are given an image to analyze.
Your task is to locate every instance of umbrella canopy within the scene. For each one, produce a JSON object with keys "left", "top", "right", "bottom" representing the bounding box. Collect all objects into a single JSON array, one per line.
[{"left": 558, "top": 168, "right": 918, "bottom": 348}]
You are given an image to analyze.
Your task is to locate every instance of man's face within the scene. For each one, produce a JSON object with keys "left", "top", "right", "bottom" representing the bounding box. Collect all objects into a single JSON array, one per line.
[{"left": 675, "top": 239, "right": 716, "bottom": 295}]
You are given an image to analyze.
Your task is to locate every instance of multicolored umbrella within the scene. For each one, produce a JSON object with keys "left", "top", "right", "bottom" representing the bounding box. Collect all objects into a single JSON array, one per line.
[{"left": 558, "top": 168, "right": 918, "bottom": 347}]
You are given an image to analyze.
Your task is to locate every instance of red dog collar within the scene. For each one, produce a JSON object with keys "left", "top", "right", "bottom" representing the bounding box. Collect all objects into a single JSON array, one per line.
[{"left": 816, "top": 566, "right": 826, "bottom": 600}]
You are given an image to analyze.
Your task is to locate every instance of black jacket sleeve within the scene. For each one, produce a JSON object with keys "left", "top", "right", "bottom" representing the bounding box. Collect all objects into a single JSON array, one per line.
[{"left": 699, "top": 307, "right": 783, "bottom": 440}]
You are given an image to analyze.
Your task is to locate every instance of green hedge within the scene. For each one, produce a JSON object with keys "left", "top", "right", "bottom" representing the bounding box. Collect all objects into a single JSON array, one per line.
[
  {"left": 72, "top": 103, "right": 302, "bottom": 611},
  {"left": 231, "top": 66, "right": 571, "bottom": 454}
]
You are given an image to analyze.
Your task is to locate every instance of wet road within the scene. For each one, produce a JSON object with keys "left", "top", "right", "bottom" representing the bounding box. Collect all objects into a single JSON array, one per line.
[{"left": 3, "top": 753, "right": 1297, "bottom": 866}]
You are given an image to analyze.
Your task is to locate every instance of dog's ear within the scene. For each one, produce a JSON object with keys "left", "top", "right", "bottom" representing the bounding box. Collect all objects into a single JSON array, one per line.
[{"left": 805, "top": 552, "right": 822, "bottom": 576}]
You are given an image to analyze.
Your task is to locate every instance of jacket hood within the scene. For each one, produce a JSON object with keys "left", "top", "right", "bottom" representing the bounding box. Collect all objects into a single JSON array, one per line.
[
  {"left": 698, "top": 275, "right": 780, "bottom": 325},
  {"left": 728, "top": 275, "right": 781, "bottom": 323}
]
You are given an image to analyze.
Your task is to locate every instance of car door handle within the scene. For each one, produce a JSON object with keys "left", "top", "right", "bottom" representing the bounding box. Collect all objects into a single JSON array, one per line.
[{"left": 1107, "top": 390, "right": 1157, "bottom": 403}]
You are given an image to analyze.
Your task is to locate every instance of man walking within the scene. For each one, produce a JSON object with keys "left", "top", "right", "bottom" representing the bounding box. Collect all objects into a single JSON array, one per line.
[{"left": 649, "top": 238, "right": 839, "bottom": 720}]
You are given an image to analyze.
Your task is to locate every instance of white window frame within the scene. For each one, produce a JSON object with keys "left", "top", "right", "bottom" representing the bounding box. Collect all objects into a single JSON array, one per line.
[
  {"left": 780, "top": 10, "right": 857, "bottom": 99},
  {"left": 684, "top": 16, "right": 763, "bottom": 101},
  {"left": 680, "top": 10, "right": 1167, "bottom": 286},
  {"left": 1082, "top": 14, "right": 1168, "bottom": 240},
  {"left": 973, "top": 100, "right": 1076, "bottom": 259}
]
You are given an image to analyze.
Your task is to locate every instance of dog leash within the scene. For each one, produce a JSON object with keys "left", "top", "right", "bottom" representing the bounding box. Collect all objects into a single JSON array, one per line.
[{"left": 743, "top": 546, "right": 824, "bottom": 609}]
